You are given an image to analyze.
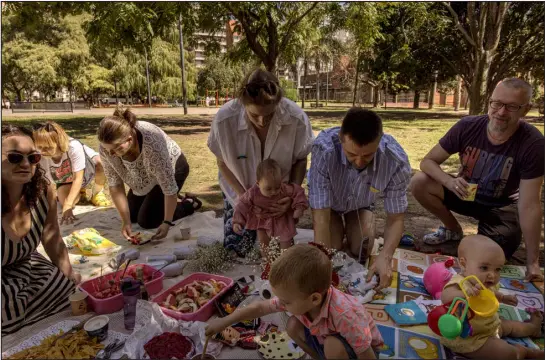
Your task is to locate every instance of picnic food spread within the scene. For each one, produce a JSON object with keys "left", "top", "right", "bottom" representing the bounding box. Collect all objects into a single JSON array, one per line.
[
  {"left": 161, "top": 279, "right": 228, "bottom": 313},
  {"left": 143, "top": 332, "right": 194, "bottom": 359},
  {"left": 128, "top": 232, "right": 151, "bottom": 245},
  {"left": 93, "top": 265, "right": 154, "bottom": 299},
  {"left": 5, "top": 329, "right": 104, "bottom": 359}
]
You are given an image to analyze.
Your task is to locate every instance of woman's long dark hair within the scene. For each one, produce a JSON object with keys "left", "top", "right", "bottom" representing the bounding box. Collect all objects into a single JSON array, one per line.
[{"left": 2, "top": 124, "right": 49, "bottom": 215}]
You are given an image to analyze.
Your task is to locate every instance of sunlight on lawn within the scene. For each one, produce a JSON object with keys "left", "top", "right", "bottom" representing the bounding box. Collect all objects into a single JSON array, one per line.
[{"left": 4, "top": 110, "right": 542, "bottom": 211}]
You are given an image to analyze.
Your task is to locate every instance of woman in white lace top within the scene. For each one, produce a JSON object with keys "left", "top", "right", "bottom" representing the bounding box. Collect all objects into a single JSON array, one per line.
[{"left": 98, "top": 109, "right": 197, "bottom": 240}]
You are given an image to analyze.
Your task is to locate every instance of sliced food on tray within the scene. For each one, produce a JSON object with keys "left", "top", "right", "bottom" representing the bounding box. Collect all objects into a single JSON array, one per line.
[{"left": 161, "top": 279, "right": 228, "bottom": 313}]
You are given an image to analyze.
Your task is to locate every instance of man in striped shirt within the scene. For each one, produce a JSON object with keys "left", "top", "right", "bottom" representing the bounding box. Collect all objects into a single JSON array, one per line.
[{"left": 308, "top": 108, "right": 411, "bottom": 290}]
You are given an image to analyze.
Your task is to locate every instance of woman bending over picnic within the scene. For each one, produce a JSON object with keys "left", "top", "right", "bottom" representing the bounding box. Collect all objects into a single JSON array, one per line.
[
  {"left": 207, "top": 68, "right": 314, "bottom": 256},
  {"left": 33, "top": 121, "right": 111, "bottom": 225},
  {"left": 97, "top": 108, "right": 200, "bottom": 241},
  {"left": 2, "top": 125, "right": 80, "bottom": 335}
]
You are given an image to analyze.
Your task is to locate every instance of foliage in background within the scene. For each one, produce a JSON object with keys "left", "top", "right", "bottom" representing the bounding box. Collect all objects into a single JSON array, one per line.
[{"left": 196, "top": 55, "right": 244, "bottom": 97}]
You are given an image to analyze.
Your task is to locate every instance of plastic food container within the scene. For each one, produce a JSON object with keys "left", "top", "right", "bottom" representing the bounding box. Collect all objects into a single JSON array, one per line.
[
  {"left": 79, "top": 264, "right": 165, "bottom": 314},
  {"left": 152, "top": 272, "right": 234, "bottom": 322}
]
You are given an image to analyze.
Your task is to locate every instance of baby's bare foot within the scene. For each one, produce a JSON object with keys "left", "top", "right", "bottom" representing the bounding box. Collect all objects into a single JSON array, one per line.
[
  {"left": 528, "top": 311, "right": 544, "bottom": 338},
  {"left": 524, "top": 347, "right": 544, "bottom": 359}
]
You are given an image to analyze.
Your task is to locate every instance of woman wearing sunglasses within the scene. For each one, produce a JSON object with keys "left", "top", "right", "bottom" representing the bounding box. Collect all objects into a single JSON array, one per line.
[
  {"left": 33, "top": 121, "right": 111, "bottom": 225},
  {"left": 1, "top": 125, "right": 80, "bottom": 335},
  {"left": 98, "top": 107, "right": 199, "bottom": 241},
  {"left": 208, "top": 68, "right": 314, "bottom": 257}
]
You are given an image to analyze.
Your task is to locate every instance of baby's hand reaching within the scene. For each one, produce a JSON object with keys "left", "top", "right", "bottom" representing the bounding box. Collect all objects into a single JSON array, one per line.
[
  {"left": 501, "top": 294, "right": 518, "bottom": 306},
  {"left": 205, "top": 318, "right": 228, "bottom": 337},
  {"left": 463, "top": 277, "right": 483, "bottom": 297},
  {"left": 293, "top": 208, "right": 303, "bottom": 219},
  {"left": 233, "top": 223, "right": 244, "bottom": 235}
]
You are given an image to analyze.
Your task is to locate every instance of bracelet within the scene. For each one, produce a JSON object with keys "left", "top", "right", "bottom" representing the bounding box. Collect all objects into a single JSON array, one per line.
[{"left": 163, "top": 220, "right": 175, "bottom": 227}]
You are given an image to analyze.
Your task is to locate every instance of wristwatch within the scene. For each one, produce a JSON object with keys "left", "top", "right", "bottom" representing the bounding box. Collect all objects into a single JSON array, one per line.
[{"left": 163, "top": 220, "right": 175, "bottom": 227}]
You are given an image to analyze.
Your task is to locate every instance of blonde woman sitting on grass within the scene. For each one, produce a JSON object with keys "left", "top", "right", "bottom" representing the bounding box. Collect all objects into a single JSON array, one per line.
[{"left": 33, "top": 121, "right": 110, "bottom": 225}]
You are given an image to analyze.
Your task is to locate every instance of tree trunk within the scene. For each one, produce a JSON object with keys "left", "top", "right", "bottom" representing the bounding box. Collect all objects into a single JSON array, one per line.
[
  {"left": 264, "top": 57, "right": 276, "bottom": 72},
  {"left": 178, "top": 13, "right": 188, "bottom": 115},
  {"left": 429, "top": 77, "right": 438, "bottom": 109},
  {"left": 413, "top": 90, "right": 420, "bottom": 109},
  {"left": 290, "top": 63, "right": 299, "bottom": 94},
  {"left": 114, "top": 80, "right": 118, "bottom": 104},
  {"left": 144, "top": 47, "right": 152, "bottom": 108},
  {"left": 302, "top": 58, "right": 308, "bottom": 108},
  {"left": 315, "top": 59, "right": 320, "bottom": 108},
  {"left": 384, "top": 80, "right": 388, "bottom": 109},
  {"left": 352, "top": 52, "right": 361, "bottom": 107},
  {"left": 325, "top": 61, "right": 329, "bottom": 107},
  {"left": 373, "top": 86, "right": 380, "bottom": 108},
  {"left": 454, "top": 75, "right": 462, "bottom": 111},
  {"left": 469, "top": 51, "right": 492, "bottom": 115}
]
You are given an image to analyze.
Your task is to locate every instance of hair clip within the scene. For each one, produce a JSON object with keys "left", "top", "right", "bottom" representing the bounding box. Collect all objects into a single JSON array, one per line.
[{"left": 237, "top": 155, "right": 247, "bottom": 159}]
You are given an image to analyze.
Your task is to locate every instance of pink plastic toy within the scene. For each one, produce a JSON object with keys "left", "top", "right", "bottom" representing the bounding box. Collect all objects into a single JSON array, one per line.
[{"left": 423, "top": 258, "right": 455, "bottom": 300}]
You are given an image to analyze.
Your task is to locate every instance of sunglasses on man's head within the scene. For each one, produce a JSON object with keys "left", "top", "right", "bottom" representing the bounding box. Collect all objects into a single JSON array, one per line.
[
  {"left": 32, "top": 122, "right": 55, "bottom": 132},
  {"left": 6, "top": 152, "right": 42, "bottom": 165},
  {"left": 245, "top": 81, "right": 277, "bottom": 97}
]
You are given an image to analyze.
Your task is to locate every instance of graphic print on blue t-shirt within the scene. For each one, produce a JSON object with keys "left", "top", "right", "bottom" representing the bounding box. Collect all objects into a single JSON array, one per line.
[{"left": 459, "top": 146, "right": 513, "bottom": 202}]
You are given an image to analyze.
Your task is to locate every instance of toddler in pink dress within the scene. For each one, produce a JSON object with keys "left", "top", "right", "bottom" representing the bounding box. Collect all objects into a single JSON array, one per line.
[{"left": 233, "top": 159, "right": 309, "bottom": 256}]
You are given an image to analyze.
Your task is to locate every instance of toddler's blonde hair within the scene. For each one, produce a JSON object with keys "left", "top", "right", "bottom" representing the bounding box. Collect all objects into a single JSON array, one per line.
[
  {"left": 32, "top": 121, "right": 70, "bottom": 153},
  {"left": 269, "top": 244, "right": 332, "bottom": 296},
  {"left": 256, "top": 158, "right": 282, "bottom": 183}
]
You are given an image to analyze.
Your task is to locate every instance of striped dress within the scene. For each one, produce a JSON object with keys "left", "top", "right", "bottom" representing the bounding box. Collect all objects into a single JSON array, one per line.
[{"left": 1, "top": 191, "right": 75, "bottom": 335}]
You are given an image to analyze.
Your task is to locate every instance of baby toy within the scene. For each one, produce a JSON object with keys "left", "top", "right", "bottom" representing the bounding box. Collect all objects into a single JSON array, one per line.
[
  {"left": 459, "top": 275, "right": 499, "bottom": 317},
  {"left": 423, "top": 257, "right": 455, "bottom": 300},
  {"left": 427, "top": 297, "right": 473, "bottom": 339}
]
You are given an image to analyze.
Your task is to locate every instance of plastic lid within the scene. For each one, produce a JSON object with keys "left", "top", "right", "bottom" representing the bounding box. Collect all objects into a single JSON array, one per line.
[
  {"left": 121, "top": 279, "right": 142, "bottom": 295},
  {"left": 438, "top": 314, "right": 462, "bottom": 339}
]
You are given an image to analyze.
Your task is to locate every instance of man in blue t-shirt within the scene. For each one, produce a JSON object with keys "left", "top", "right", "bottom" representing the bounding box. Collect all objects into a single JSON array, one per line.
[{"left": 411, "top": 78, "right": 544, "bottom": 283}]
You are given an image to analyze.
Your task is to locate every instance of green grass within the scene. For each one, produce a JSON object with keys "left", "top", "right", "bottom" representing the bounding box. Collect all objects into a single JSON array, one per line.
[
  {"left": 5, "top": 108, "right": 543, "bottom": 264},
  {"left": 5, "top": 109, "right": 542, "bottom": 212}
]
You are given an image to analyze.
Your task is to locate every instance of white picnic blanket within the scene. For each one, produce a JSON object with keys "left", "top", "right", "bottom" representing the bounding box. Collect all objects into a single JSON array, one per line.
[{"left": 3, "top": 206, "right": 315, "bottom": 358}]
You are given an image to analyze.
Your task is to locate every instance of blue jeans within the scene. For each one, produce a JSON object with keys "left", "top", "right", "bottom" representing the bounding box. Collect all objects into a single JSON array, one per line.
[
  {"left": 304, "top": 328, "right": 359, "bottom": 359},
  {"left": 223, "top": 193, "right": 257, "bottom": 257}
]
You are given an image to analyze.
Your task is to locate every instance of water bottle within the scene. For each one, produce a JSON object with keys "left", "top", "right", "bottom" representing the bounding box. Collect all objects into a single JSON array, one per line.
[{"left": 121, "top": 279, "right": 141, "bottom": 330}]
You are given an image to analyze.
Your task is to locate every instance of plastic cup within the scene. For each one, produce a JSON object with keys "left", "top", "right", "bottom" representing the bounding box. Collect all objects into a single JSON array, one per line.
[
  {"left": 69, "top": 291, "right": 88, "bottom": 316},
  {"left": 460, "top": 275, "right": 499, "bottom": 317}
]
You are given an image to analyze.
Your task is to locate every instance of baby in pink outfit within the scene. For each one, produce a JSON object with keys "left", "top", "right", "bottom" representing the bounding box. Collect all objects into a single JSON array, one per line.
[{"left": 233, "top": 159, "right": 309, "bottom": 257}]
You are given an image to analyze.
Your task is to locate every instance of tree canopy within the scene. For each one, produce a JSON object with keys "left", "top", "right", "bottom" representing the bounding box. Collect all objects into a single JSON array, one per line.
[{"left": 2, "top": 1, "right": 543, "bottom": 113}]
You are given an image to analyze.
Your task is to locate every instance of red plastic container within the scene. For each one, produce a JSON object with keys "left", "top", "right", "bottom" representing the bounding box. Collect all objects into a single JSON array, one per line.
[
  {"left": 79, "top": 264, "right": 165, "bottom": 315},
  {"left": 152, "top": 273, "right": 234, "bottom": 322}
]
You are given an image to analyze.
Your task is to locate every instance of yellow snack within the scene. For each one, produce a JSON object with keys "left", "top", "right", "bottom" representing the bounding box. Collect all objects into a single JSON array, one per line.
[
  {"left": 65, "top": 228, "right": 121, "bottom": 256},
  {"left": 6, "top": 329, "right": 104, "bottom": 359},
  {"left": 463, "top": 183, "right": 478, "bottom": 202}
]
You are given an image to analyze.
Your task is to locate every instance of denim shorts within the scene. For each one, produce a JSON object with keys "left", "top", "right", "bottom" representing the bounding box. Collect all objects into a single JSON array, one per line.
[{"left": 304, "top": 328, "right": 358, "bottom": 359}]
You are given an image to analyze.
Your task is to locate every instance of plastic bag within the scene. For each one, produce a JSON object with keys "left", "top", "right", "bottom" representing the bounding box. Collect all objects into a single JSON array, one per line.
[
  {"left": 123, "top": 303, "right": 222, "bottom": 359},
  {"left": 65, "top": 228, "right": 121, "bottom": 256}
]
